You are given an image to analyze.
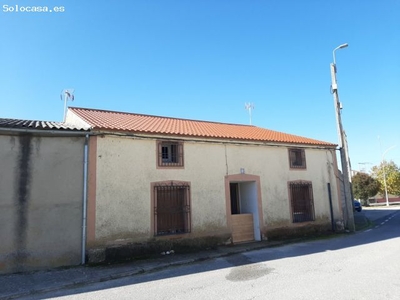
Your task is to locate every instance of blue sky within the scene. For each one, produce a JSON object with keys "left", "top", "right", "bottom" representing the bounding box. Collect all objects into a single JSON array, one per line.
[{"left": 1, "top": 1, "right": 399, "bottom": 171}]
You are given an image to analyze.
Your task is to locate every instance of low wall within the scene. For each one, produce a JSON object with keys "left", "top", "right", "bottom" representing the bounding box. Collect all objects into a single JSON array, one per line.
[{"left": 0, "top": 133, "right": 85, "bottom": 274}]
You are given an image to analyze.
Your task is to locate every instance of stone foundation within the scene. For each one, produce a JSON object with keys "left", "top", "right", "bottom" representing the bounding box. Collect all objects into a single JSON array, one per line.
[
  {"left": 265, "top": 222, "right": 333, "bottom": 240},
  {"left": 87, "top": 234, "right": 230, "bottom": 265}
]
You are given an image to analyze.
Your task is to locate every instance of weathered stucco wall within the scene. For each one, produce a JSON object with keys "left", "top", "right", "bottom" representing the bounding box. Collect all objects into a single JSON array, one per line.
[
  {"left": 93, "top": 137, "right": 230, "bottom": 245},
  {"left": 0, "top": 133, "right": 85, "bottom": 274},
  {"left": 226, "top": 143, "right": 339, "bottom": 230},
  {"left": 92, "top": 135, "right": 341, "bottom": 247}
]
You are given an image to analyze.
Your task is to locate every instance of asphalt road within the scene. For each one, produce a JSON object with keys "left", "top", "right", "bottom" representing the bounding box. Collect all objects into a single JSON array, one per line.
[
  {"left": 23, "top": 207, "right": 400, "bottom": 300},
  {"left": 362, "top": 206, "right": 399, "bottom": 222}
]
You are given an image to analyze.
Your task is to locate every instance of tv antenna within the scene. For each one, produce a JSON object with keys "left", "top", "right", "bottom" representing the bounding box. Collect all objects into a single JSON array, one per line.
[
  {"left": 358, "top": 162, "right": 372, "bottom": 173},
  {"left": 61, "top": 89, "right": 75, "bottom": 122},
  {"left": 244, "top": 102, "right": 254, "bottom": 125}
]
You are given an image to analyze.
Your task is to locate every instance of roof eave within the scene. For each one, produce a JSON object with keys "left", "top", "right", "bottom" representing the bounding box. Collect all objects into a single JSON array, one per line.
[{"left": 89, "top": 127, "right": 336, "bottom": 148}]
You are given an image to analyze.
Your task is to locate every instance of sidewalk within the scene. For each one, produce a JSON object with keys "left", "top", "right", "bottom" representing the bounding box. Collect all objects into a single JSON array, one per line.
[
  {"left": 0, "top": 240, "right": 282, "bottom": 299},
  {"left": 0, "top": 215, "right": 370, "bottom": 300}
]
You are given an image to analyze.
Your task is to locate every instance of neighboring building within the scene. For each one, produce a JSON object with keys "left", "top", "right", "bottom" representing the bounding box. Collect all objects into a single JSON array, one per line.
[
  {"left": 368, "top": 194, "right": 400, "bottom": 205},
  {"left": 66, "top": 107, "right": 343, "bottom": 263},
  {"left": 0, "top": 118, "right": 88, "bottom": 274}
]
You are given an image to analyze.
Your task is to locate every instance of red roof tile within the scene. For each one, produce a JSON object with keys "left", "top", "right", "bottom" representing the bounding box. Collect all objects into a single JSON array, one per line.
[{"left": 68, "top": 107, "right": 335, "bottom": 147}]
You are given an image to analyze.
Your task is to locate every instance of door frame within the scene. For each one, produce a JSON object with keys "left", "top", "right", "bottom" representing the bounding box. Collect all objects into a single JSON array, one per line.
[{"left": 225, "top": 174, "right": 264, "bottom": 242}]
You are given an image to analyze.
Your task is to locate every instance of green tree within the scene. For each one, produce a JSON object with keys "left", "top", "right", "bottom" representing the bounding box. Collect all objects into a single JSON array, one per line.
[
  {"left": 371, "top": 160, "right": 400, "bottom": 196},
  {"left": 352, "top": 172, "right": 380, "bottom": 205}
]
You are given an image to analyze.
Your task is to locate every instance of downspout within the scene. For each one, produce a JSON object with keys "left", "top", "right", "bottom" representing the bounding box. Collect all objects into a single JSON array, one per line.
[
  {"left": 327, "top": 183, "right": 335, "bottom": 231},
  {"left": 82, "top": 134, "right": 89, "bottom": 264}
]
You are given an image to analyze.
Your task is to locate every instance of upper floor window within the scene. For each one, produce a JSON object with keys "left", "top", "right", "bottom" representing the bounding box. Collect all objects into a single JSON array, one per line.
[
  {"left": 289, "top": 148, "right": 306, "bottom": 169},
  {"left": 157, "top": 141, "right": 184, "bottom": 168}
]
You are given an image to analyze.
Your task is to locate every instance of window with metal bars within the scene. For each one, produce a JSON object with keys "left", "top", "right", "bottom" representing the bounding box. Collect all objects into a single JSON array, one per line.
[
  {"left": 289, "top": 182, "right": 315, "bottom": 223},
  {"left": 288, "top": 148, "right": 306, "bottom": 169},
  {"left": 154, "top": 182, "right": 191, "bottom": 236},
  {"left": 157, "top": 141, "right": 184, "bottom": 168}
]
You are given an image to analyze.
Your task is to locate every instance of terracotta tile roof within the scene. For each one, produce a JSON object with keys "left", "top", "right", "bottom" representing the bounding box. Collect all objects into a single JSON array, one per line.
[
  {"left": 0, "top": 118, "right": 87, "bottom": 131},
  {"left": 68, "top": 107, "right": 335, "bottom": 147}
]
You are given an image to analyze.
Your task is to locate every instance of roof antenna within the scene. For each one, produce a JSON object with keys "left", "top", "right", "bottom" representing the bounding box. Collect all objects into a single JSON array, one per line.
[
  {"left": 61, "top": 89, "right": 75, "bottom": 122},
  {"left": 244, "top": 102, "right": 254, "bottom": 125}
]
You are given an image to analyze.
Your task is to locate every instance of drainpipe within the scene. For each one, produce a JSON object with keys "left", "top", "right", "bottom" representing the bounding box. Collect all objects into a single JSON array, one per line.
[
  {"left": 327, "top": 183, "right": 335, "bottom": 231},
  {"left": 81, "top": 134, "right": 89, "bottom": 264}
]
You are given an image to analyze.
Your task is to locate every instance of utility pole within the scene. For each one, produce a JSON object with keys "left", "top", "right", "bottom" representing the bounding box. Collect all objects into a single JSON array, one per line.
[{"left": 330, "top": 44, "right": 355, "bottom": 232}]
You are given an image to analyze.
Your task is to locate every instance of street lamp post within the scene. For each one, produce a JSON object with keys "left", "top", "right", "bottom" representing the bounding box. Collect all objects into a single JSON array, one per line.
[
  {"left": 383, "top": 165, "right": 389, "bottom": 207},
  {"left": 379, "top": 143, "right": 396, "bottom": 206},
  {"left": 330, "top": 43, "right": 355, "bottom": 232}
]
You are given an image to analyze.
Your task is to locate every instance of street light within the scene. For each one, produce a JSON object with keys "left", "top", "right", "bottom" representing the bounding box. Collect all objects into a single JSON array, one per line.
[
  {"left": 380, "top": 143, "right": 396, "bottom": 207},
  {"left": 330, "top": 43, "right": 355, "bottom": 232},
  {"left": 333, "top": 43, "right": 348, "bottom": 65}
]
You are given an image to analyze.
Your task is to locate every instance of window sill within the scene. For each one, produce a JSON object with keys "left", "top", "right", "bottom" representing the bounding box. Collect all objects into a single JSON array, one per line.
[{"left": 156, "top": 164, "right": 185, "bottom": 169}]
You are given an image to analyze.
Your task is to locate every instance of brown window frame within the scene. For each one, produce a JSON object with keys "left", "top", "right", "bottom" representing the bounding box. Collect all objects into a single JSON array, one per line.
[
  {"left": 288, "top": 148, "right": 306, "bottom": 169},
  {"left": 157, "top": 141, "right": 184, "bottom": 168},
  {"left": 288, "top": 181, "right": 315, "bottom": 223},
  {"left": 153, "top": 181, "right": 191, "bottom": 236}
]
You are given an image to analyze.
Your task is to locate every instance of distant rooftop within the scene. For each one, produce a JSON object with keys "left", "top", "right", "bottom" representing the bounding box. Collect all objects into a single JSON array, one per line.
[
  {"left": 68, "top": 107, "right": 335, "bottom": 147},
  {"left": 0, "top": 118, "right": 87, "bottom": 131}
]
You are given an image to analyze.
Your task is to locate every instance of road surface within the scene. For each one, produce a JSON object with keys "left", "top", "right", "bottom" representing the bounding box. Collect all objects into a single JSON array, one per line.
[{"left": 23, "top": 207, "right": 400, "bottom": 300}]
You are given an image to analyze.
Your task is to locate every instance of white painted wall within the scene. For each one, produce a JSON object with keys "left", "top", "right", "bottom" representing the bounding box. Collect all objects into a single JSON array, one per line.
[{"left": 93, "top": 135, "right": 341, "bottom": 246}]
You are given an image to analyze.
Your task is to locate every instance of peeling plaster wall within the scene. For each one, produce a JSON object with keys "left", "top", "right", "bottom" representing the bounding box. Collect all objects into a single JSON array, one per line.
[
  {"left": 0, "top": 133, "right": 85, "bottom": 274},
  {"left": 93, "top": 135, "right": 341, "bottom": 246}
]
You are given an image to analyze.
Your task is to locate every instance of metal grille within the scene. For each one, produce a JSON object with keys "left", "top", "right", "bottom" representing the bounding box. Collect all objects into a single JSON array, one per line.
[
  {"left": 154, "top": 183, "right": 190, "bottom": 235},
  {"left": 289, "top": 149, "right": 306, "bottom": 169},
  {"left": 289, "top": 182, "right": 315, "bottom": 223},
  {"left": 158, "top": 142, "right": 184, "bottom": 167}
]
